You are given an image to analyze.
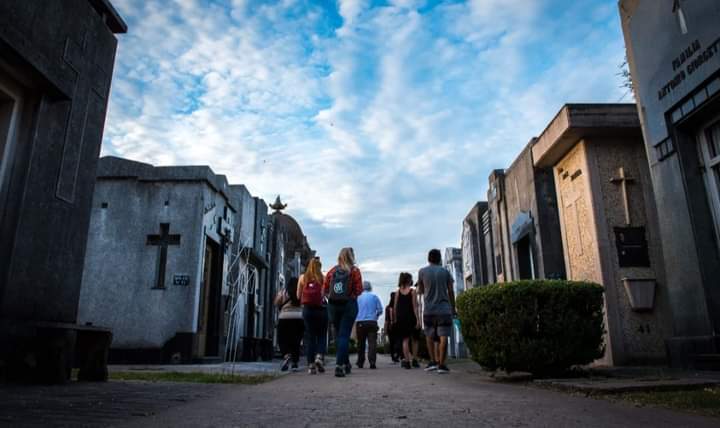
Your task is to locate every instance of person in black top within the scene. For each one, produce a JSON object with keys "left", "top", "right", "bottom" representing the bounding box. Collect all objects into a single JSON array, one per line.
[
  {"left": 392, "top": 272, "right": 420, "bottom": 369},
  {"left": 384, "top": 292, "right": 400, "bottom": 363}
]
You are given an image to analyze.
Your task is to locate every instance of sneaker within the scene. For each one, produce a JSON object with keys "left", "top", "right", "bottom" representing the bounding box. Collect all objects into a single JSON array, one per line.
[
  {"left": 344, "top": 363, "right": 352, "bottom": 375},
  {"left": 315, "top": 355, "right": 325, "bottom": 373},
  {"left": 401, "top": 360, "right": 411, "bottom": 369},
  {"left": 280, "top": 355, "right": 291, "bottom": 372},
  {"left": 291, "top": 363, "right": 299, "bottom": 372},
  {"left": 308, "top": 366, "right": 317, "bottom": 375},
  {"left": 437, "top": 365, "right": 450, "bottom": 374},
  {"left": 356, "top": 362, "right": 364, "bottom": 369},
  {"left": 335, "top": 366, "right": 345, "bottom": 377},
  {"left": 412, "top": 359, "right": 420, "bottom": 368},
  {"left": 424, "top": 361, "right": 438, "bottom": 372},
  {"left": 369, "top": 363, "right": 377, "bottom": 369}
]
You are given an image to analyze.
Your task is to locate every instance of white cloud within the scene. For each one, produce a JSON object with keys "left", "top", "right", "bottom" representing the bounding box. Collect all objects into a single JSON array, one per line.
[{"left": 104, "top": 0, "right": 629, "bottom": 296}]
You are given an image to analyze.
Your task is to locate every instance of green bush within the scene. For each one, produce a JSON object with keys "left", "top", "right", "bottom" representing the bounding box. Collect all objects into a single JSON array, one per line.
[{"left": 457, "top": 280, "right": 605, "bottom": 376}]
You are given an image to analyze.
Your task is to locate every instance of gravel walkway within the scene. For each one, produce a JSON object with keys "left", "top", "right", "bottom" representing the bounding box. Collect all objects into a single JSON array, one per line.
[{"left": 120, "top": 355, "right": 718, "bottom": 428}]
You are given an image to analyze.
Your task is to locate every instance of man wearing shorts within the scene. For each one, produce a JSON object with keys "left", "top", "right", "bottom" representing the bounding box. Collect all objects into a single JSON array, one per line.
[{"left": 416, "top": 248, "right": 456, "bottom": 374}]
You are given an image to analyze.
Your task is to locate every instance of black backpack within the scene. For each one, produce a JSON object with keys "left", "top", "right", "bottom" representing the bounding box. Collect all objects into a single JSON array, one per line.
[{"left": 328, "top": 267, "right": 352, "bottom": 302}]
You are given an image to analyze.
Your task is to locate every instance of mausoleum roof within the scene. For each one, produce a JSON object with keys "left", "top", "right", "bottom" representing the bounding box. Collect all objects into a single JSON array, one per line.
[
  {"left": 273, "top": 212, "right": 305, "bottom": 245},
  {"left": 97, "top": 156, "right": 237, "bottom": 211},
  {"left": 88, "top": 0, "right": 128, "bottom": 33},
  {"left": 532, "top": 104, "right": 642, "bottom": 168},
  {"left": 273, "top": 211, "right": 314, "bottom": 262},
  {"left": 464, "top": 202, "right": 488, "bottom": 226}
]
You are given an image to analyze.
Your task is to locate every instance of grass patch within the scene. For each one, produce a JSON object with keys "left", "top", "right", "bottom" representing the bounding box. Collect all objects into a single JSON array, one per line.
[
  {"left": 109, "top": 371, "right": 277, "bottom": 385},
  {"left": 607, "top": 387, "right": 720, "bottom": 418}
]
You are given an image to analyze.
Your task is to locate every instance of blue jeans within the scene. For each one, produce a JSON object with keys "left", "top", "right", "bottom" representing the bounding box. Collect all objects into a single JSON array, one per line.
[
  {"left": 328, "top": 300, "right": 358, "bottom": 367},
  {"left": 303, "top": 306, "right": 327, "bottom": 365}
]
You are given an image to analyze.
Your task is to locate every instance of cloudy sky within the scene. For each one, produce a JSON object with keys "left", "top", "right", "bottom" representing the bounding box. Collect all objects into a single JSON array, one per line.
[{"left": 105, "top": 0, "right": 629, "bottom": 302}]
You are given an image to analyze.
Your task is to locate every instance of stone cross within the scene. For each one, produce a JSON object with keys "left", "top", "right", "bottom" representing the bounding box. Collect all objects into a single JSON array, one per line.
[
  {"left": 673, "top": 0, "right": 688, "bottom": 34},
  {"left": 610, "top": 167, "right": 635, "bottom": 226},
  {"left": 147, "top": 223, "right": 181, "bottom": 289},
  {"left": 56, "top": 32, "right": 111, "bottom": 203},
  {"left": 561, "top": 171, "right": 586, "bottom": 257}
]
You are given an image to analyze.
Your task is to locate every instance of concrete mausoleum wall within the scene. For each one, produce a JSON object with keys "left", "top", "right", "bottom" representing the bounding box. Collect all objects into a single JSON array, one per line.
[
  {"left": 620, "top": 0, "right": 720, "bottom": 367},
  {"left": 445, "top": 248, "right": 466, "bottom": 358},
  {"left": 589, "top": 136, "right": 671, "bottom": 364},
  {"left": 0, "top": 0, "right": 126, "bottom": 382},
  {"left": 79, "top": 157, "right": 236, "bottom": 362},
  {"left": 0, "top": 1, "right": 124, "bottom": 324},
  {"left": 487, "top": 142, "right": 565, "bottom": 283},
  {"left": 554, "top": 142, "right": 602, "bottom": 283},
  {"left": 462, "top": 202, "right": 493, "bottom": 288},
  {"left": 535, "top": 104, "right": 672, "bottom": 365}
]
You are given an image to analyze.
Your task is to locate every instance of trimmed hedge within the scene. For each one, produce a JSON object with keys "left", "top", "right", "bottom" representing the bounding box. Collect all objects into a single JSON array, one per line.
[{"left": 457, "top": 280, "right": 605, "bottom": 375}]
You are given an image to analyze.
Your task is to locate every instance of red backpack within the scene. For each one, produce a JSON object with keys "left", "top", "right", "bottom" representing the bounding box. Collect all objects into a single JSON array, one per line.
[{"left": 301, "top": 280, "right": 324, "bottom": 307}]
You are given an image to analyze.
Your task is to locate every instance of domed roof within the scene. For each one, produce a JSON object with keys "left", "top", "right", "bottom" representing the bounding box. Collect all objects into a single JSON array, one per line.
[{"left": 273, "top": 211, "right": 305, "bottom": 244}]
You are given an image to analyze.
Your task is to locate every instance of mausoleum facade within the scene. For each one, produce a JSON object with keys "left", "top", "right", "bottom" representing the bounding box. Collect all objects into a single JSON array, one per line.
[
  {"left": 620, "top": 0, "right": 720, "bottom": 368},
  {"left": 533, "top": 104, "right": 672, "bottom": 365},
  {"left": 0, "top": 0, "right": 126, "bottom": 382},
  {"left": 79, "top": 157, "right": 236, "bottom": 363}
]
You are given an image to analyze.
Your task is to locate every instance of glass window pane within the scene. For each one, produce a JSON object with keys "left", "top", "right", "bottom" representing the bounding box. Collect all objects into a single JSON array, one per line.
[
  {"left": 672, "top": 108, "right": 683, "bottom": 123},
  {"left": 708, "top": 78, "right": 720, "bottom": 96},
  {"left": 694, "top": 88, "right": 708, "bottom": 106},
  {"left": 707, "top": 122, "right": 720, "bottom": 159},
  {"left": 681, "top": 98, "right": 695, "bottom": 116}
]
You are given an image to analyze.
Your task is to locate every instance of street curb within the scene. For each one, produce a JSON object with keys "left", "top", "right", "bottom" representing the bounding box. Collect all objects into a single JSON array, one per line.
[{"left": 533, "top": 378, "right": 720, "bottom": 395}]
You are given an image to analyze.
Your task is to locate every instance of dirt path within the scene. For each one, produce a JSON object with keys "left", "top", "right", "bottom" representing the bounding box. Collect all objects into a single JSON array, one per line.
[{"left": 118, "top": 355, "right": 718, "bottom": 428}]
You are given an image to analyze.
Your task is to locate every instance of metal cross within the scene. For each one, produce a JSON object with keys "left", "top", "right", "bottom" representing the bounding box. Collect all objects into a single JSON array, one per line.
[
  {"left": 147, "top": 223, "right": 181, "bottom": 289},
  {"left": 610, "top": 167, "right": 636, "bottom": 226}
]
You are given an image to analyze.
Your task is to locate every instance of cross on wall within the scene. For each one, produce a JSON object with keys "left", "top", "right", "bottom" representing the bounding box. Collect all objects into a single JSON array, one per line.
[
  {"left": 610, "top": 167, "right": 636, "bottom": 226},
  {"left": 147, "top": 223, "right": 181, "bottom": 289},
  {"left": 56, "top": 31, "right": 111, "bottom": 203}
]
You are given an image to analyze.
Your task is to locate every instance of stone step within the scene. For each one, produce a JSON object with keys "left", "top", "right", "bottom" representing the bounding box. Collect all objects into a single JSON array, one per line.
[{"left": 694, "top": 354, "right": 720, "bottom": 371}]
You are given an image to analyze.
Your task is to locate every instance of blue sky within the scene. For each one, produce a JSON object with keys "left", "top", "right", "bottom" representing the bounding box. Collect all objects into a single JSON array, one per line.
[{"left": 105, "top": 0, "right": 629, "bottom": 303}]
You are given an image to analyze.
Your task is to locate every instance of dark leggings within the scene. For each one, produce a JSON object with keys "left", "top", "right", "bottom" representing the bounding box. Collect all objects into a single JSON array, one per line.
[
  {"left": 303, "top": 306, "right": 327, "bottom": 364},
  {"left": 277, "top": 318, "right": 304, "bottom": 363}
]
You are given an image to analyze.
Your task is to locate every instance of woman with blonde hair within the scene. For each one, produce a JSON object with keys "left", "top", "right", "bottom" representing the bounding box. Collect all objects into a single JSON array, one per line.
[
  {"left": 297, "top": 256, "right": 327, "bottom": 374},
  {"left": 324, "top": 247, "right": 363, "bottom": 377}
]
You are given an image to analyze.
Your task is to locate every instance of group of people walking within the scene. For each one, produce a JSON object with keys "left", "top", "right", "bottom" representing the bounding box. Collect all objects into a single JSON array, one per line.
[
  {"left": 384, "top": 249, "right": 456, "bottom": 373},
  {"left": 275, "top": 247, "right": 456, "bottom": 378}
]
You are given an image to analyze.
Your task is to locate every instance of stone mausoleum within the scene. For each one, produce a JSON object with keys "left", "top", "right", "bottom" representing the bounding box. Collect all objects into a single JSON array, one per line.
[
  {"left": 462, "top": 202, "right": 494, "bottom": 288},
  {"left": 79, "top": 157, "right": 237, "bottom": 363},
  {"left": 229, "top": 195, "right": 315, "bottom": 360},
  {"left": 226, "top": 185, "right": 274, "bottom": 361},
  {"left": 487, "top": 140, "right": 566, "bottom": 283},
  {"left": 533, "top": 104, "right": 672, "bottom": 365},
  {"left": 620, "top": 0, "right": 720, "bottom": 368},
  {"left": 461, "top": 103, "right": 676, "bottom": 366},
  {"left": 79, "top": 157, "right": 316, "bottom": 364},
  {"left": 444, "top": 248, "right": 467, "bottom": 358},
  {"left": 0, "top": 0, "right": 125, "bottom": 382}
]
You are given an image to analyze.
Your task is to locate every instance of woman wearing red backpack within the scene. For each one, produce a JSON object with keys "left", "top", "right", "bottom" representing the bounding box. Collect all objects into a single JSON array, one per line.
[{"left": 297, "top": 257, "right": 327, "bottom": 374}]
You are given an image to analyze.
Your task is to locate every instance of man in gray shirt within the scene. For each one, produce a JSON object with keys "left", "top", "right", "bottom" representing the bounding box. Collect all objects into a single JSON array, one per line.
[{"left": 417, "top": 248, "right": 455, "bottom": 374}]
